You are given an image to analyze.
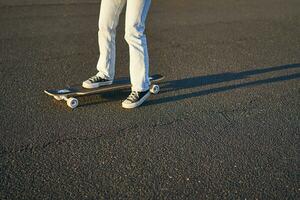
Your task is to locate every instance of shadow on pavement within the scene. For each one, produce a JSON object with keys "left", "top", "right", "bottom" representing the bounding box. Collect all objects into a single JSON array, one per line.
[
  {"left": 145, "top": 63, "right": 300, "bottom": 106},
  {"left": 77, "top": 89, "right": 130, "bottom": 108}
]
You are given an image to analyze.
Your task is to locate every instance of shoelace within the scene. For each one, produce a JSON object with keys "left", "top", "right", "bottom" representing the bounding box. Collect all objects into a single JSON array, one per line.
[
  {"left": 127, "top": 91, "right": 139, "bottom": 102},
  {"left": 89, "top": 75, "right": 103, "bottom": 82}
]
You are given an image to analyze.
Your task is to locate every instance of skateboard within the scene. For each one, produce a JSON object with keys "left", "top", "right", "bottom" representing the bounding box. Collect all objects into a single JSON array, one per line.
[{"left": 44, "top": 74, "right": 164, "bottom": 109}]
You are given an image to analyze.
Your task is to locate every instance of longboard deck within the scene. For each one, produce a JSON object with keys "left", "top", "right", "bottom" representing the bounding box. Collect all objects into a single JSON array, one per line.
[{"left": 44, "top": 74, "right": 164, "bottom": 98}]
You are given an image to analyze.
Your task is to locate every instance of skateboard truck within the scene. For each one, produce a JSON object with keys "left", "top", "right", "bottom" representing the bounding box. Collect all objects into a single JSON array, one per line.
[{"left": 53, "top": 95, "right": 79, "bottom": 109}]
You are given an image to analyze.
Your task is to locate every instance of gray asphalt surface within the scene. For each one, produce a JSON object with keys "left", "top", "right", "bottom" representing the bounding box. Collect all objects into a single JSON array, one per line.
[{"left": 1, "top": 0, "right": 300, "bottom": 199}]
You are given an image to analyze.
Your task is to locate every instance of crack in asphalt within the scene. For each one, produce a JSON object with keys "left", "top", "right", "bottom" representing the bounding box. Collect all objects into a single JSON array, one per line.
[
  {"left": 0, "top": 107, "right": 253, "bottom": 158},
  {"left": 0, "top": 124, "right": 136, "bottom": 157},
  {"left": 0, "top": 117, "right": 191, "bottom": 157}
]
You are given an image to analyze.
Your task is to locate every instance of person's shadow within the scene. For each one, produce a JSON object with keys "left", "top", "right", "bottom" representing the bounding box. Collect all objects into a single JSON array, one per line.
[{"left": 144, "top": 63, "right": 300, "bottom": 106}]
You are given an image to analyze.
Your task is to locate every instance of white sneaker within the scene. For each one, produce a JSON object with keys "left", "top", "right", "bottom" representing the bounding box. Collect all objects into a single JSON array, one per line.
[
  {"left": 82, "top": 75, "right": 113, "bottom": 89},
  {"left": 122, "top": 90, "right": 150, "bottom": 109}
]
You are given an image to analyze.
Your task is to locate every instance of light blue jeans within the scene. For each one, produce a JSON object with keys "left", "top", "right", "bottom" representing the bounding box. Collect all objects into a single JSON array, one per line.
[{"left": 96, "top": 0, "right": 151, "bottom": 92}]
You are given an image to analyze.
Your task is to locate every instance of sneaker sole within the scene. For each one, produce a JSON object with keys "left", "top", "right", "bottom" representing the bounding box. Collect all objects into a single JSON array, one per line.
[
  {"left": 82, "top": 81, "right": 113, "bottom": 89},
  {"left": 122, "top": 92, "right": 150, "bottom": 109}
]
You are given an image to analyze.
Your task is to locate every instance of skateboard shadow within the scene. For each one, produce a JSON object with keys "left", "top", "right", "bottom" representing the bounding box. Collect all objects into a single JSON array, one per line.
[
  {"left": 144, "top": 63, "right": 300, "bottom": 106},
  {"left": 77, "top": 89, "right": 130, "bottom": 108}
]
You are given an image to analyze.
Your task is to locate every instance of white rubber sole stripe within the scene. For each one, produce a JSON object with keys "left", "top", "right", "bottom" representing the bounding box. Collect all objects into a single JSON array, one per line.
[{"left": 82, "top": 80, "right": 113, "bottom": 89}]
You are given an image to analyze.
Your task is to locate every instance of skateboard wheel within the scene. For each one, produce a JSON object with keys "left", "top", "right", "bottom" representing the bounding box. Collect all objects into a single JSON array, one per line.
[
  {"left": 67, "top": 98, "right": 78, "bottom": 109},
  {"left": 150, "top": 84, "right": 160, "bottom": 94},
  {"left": 54, "top": 96, "right": 63, "bottom": 101}
]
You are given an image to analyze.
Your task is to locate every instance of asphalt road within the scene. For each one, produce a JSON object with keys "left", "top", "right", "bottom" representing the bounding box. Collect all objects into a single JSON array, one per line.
[{"left": 0, "top": 0, "right": 299, "bottom": 199}]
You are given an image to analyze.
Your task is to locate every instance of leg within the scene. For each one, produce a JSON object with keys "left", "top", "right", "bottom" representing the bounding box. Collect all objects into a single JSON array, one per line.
[
  {"left": 124, "top": 0, "right": 151, "bottom": 92},
  {"left": 96, "top": 0, "right": 126, "bottom": 80}
]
